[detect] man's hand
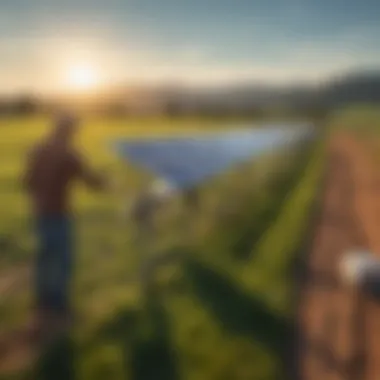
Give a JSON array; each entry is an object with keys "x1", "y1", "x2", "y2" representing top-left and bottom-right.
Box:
[
  {"x1": 72, "y1": 153, "x2": 107, "y2": 191},
  {"x1": 104, "y1": 176, "x2": 124, "y2": 194}
]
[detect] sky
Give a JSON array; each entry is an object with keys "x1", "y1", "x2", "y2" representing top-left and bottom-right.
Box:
[{"x1": 1, "y1": 0, "x2": 380, "y2": 95}]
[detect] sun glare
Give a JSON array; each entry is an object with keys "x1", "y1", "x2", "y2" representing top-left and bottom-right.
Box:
[{"x1": 66, "y1": 63, "x2": 99, "y2": 90}]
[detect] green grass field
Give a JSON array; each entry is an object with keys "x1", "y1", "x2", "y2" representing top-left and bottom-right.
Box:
[{"x1": 0, "y1": 115, "x2": 325, "y2": 380}]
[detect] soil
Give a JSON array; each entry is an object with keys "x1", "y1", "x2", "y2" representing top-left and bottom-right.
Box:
[{"x1": 298, "y1": 132, "x2": 380, "y2": 380}]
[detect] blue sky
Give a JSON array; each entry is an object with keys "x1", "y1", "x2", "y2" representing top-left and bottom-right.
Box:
[{"x1": 1, "y1": 0, "x2": 380, "y2": 94}]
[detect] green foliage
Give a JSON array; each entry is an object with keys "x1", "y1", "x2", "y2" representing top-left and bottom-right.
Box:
[
  {"x1": 243, "y1": 139, "x2": 325, "y2": 314},
  {"x1": 329, "y1": 104, "x2": 380, "y2": 134},
  {"x1": 0, "y1": 116, "x2": 325, "y2": 380}
]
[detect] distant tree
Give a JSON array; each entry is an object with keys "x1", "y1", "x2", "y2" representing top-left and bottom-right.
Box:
[
  {"x1": 12, "y1": 95, "x2": 38, "y2": 115},
  {"x1": 103, "y1": 102, "x2": 129, "y2": 117},
  {"x1": 0, "y1": 99, "x2": 8, "y2": 115},
  {"x1": 245, "y1": 106, "x2": 263, "y2": 119},
  {"x1": 165, "y1": 101, "x2": 181, "y2": 117}
]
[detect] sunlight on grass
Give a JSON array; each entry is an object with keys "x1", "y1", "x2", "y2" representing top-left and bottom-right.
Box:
[{"x1": 0, "y1": 116, "x2": 324, "y2": 380}]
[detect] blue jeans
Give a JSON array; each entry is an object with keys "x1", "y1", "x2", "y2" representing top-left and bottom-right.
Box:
[{"x1": 35, "y1": 216, "x2": 73, "y2": 314}]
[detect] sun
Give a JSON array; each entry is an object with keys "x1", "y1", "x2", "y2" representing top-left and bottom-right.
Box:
[{"x1": 66, "y1": 63, "x2": 99, "y2": 90}]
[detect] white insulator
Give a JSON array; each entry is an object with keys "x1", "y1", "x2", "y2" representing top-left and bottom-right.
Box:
[{"x1": 339, "y1": 250, "x2": 380, "y2": 287}]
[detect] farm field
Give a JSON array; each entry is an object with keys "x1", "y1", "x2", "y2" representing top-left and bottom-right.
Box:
[
  {"x1": 1, "y1": 0, "x2": 379, "y2": 378},
  {"x1": 297, "y1": 105, "x2": 380, "y2": 380},
  {"x1": 0, "y1": 115, "x2": 324, "y2": 380}
]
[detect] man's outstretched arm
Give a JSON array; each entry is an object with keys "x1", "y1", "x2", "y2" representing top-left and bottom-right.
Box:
[
  {"x1": 72, "y1": 153, "x2": 108, "y2": 191},
  {"x1": 72, "y1": 153, "x2": 120, "y2": 193}
]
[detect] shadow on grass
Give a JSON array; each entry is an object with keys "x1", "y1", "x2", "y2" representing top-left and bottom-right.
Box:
[
  {"x1": 34, "y1": 333, "x2": 76, "y2": 380},
  {"x1": 129, "y1": 296, "x2": 179, "y2": 380},
  {"x1": 183, "y1": 258, "x2": 291, "y2": 372},
  {"x1": 33, "y1": 293, "x2": 179, "y2": 380},
  {"x1": 91, "y1": 294, "x2": 180, "y2": 380},
  {"x1": 215, "y1": 147, "x2": 313, "y2": 261}
]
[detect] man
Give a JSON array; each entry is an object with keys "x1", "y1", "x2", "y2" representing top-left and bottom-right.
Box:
[{"x1": 23, "y1": 113, "x2": 108, "y2": 332}]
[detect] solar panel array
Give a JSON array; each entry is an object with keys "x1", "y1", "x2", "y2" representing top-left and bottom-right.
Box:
[{"x1": 112, "y1": 124, "x2": 315, "y2": 190}]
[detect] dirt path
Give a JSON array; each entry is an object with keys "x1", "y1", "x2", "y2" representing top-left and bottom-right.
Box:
[
  {"x1": 0, "y1": 265, "x2": 33, "y2": 375},
  {"x1": 0, "y1": 265, "x2": 30, "y2": 298},
  {"x1": 298, "y1": 133, "x2": 380, "y2": 380}
]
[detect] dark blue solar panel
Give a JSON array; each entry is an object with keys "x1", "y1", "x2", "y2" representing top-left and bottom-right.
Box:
[{"x1": 111, "y1": 125, "x2": 315, "y2": 189}]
